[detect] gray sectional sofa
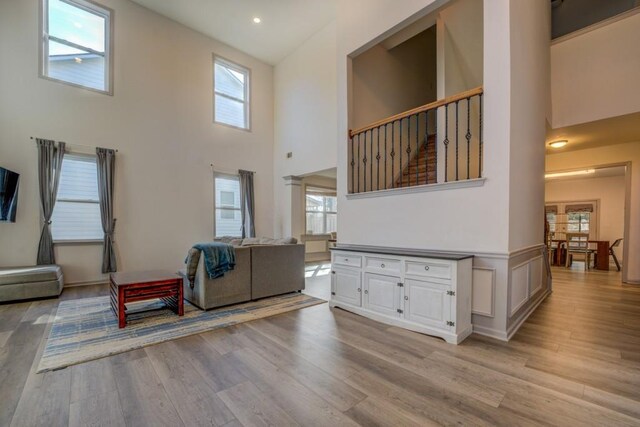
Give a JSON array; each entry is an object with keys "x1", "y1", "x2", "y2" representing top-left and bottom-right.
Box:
[
  {"x1": 179, "y1": 239, "x2": 305, "y2": 310},
  {"x1": 0, "y1": 265, "x2": 63, "y2": 303}
]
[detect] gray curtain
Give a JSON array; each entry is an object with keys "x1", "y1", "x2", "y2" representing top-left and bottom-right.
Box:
[
  {"x1": 96, "y1": 147, "x2": 117, "y2": 273},
  {"x1": 238, "y1": 169, "x2": 255, "y2": 238},
  {"x1": 36, "y1": 139, "x2": 65, "y2": 265}
]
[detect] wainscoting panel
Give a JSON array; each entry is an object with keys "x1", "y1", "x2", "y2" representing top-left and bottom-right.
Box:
[
  {"x1": 472, "y1": 267, "x2": 495, "y2": 317},
  {"x1": 510, "y1": 262, "x2": 530, "y2": 316},
  {"x1": 529, "y1": 256, "x2": 543, "y2": 297}
]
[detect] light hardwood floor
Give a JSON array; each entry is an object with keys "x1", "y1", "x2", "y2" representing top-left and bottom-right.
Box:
[{"x1": 1, "y1": 266, "x2": 639, "y2": 426}]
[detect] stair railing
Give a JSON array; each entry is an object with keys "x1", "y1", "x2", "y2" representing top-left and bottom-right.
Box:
[{"x1": 348, "y1": 86, "x2": 483, "y2": 194}]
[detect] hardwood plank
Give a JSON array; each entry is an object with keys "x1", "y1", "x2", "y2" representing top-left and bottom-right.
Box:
[
  {"x1": 228, "y1": 347, "x2": 360, "y2": 427},
  {"x1": 172, "y1": 334, "x2": 249, "y2": 393},
  {"x1": 217, "y1": 381, "x2": 299, "y2": 427},
  {"x1": 145, "y1": 340, "x2": 236, "y2": 426},
  {"x1": 236, "y1": 326, "x2": 367, "y2": 411},
  {"x1": 69, "y1": 390, "x2": 126, "y2": 427},
  {"x1": 70, "y1": 357, "x2": 119, "y2": 403},
  {"x1": 111, "y1": 353, "x2": 184, "y2": 427},
  {"x1": 344, "y1": 396, "x2": 440, "y2": 427}
]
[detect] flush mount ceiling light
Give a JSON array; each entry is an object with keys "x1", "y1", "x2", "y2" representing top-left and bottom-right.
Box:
[
  {"x1": 252, "y1": 17, "x2": 261, "y2": 24},
  {"x1": 548, "y1": 140, "x2": 568, "y2": 148},
  {"x1": 545, "y1": 169, "x2": 595, "y2": 179}
]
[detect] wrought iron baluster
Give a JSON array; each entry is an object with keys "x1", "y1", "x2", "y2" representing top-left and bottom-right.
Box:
[
  {"x1": 370, "y1": 129, "x2": 374, "y2": 191},
  {"x1": 479, "y1": 93, "x2": 483, "y2": 178},
  {"x1": 357, "y1": 133, "x2": 360, "y2": 193},
  {"x1": 399, "y1": 119, "x2": 403, "y2": 188},
  {"x1": 363, "y1": 131, "x2": 368, "y2": 192},
  {"x1": 384, "y1": 124, "x2": 388, "y2": 190},
  {"x1": 466, "y1": 97, "x2": 471, "y2": 180},
  {"x1": 390, "y1": 122, "x2": 395, "y2": 189},
  {"x1": 376, "y1": 127, "x2": 381, "y2": 191},
  {"x1": 416, "y1": 113, "x2": 419, "y2": 186},
  {"x1": 444, "y1": 106, "x2": 449, "y2": 183},
  {"x1": 434, "y1": 107, "x2": 438, "y2": 184},
  {"x1": 406, "y1": 116, "x2": 411, "y2": 187},
  {"x1": 425, "y1": 110, "x2": 429, "y2": 185},
  {"x1": 350, "y1": 134, "x2": 354, "y2": 193},
  {"x1": 455, "y1": 100, "x2": 459, "y2": 182}
]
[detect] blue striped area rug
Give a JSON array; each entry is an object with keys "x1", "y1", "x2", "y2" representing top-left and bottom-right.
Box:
[{"x1": 37, "y1": 293, "x2": 324, "y2": 373}]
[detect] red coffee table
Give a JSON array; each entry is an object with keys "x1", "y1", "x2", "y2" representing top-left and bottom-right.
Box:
[{"x1": 109, "y1": 270, "x2": 183, "y2": 328}]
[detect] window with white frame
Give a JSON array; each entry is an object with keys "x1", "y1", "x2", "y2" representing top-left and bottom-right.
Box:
[
  {"x1": 41, "y1": 0, "x2": 112, "y2": 93},
  {"x1": 214, "y1": 57, "x2": 250, "y2": 129},
  {"x1": 51, "y1": 154, "x2": 103, "y2": 241},
  {"x1": 305, "y1": 187, "x2": 337, "y2": 234},
  {"x1": 214, "y1": 173, "x2": 242, "y2": 237}
]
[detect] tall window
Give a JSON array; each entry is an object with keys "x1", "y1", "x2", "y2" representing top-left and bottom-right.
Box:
[
  {"x1": 305, "y1": 188, "x2": 337, "y2": 234},
  {"x1": 41, "y1": 0, "x2": 112, "y2": 93},
  {"x1": 567, "y1": 212, "x2": 590, "y2": 234},
  {"x1": 51, "y1": 154, "x2": 103, "y2": 241},
  {"x1": 214, "y1": 57, "x2": 250, "y2": 130},
  {"x1": 214, "y1": 173, "x2": 242, "y2": 237}
]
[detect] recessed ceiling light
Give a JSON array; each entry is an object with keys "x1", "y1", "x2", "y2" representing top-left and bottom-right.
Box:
[
  {"x1": 253, "y1": 17, "x2": 261, "y2": 24},
  {"x1": 548, "y1": 140, "x2": 568, "y2": 148},
  {"x1": 545, "y1": 169, "x2": 595, "y2": 179},
  {"x1": 74, "y1": 57, "x2": 83, "y2": 64}
]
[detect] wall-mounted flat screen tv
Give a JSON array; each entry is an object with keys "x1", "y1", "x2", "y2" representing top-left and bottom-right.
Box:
[{"x1": 0, "y1": 166, "x2": 19, "y2": 222}]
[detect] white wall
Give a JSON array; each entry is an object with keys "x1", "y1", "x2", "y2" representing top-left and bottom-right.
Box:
[
  {"x1": 273, "y1": 21, "x2": 338, "y2": 238},
  {"x1": 437, "y1": 0, "x2": 483, "y2": 98},
  {"x1": 545, "y1": 175, "x2": 626, "y2": 261},
  {"x1": 546, "y1": 141, "x2": 640, "y2": 283},
  {"x1": 0, "y1": 0, "x2": 274, "y2": 284},
  {"x1": 351, "y1": 28, "x2": 437, "y2": 130},
  {"x1": 551, "y1": 11, "x2": 640, "y2": 128},
  {"x1": 507, "y1": 0, "x2": 551, "y2": 251}
]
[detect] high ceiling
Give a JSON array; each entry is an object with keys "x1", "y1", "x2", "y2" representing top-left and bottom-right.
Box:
[
  {"x1": 130, "y1": 0, "x2": 336, "y2": 65},
  {"x1": 546, "y1": 111, "x2": 640, "y2": 154}
]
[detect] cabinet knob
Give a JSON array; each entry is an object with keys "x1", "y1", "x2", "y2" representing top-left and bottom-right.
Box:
[
  {"x1": 357, "y1": 288, "x2": 361, "y2": 292},
  {"x1": 345, "y1": 258, "x2": 349, "y2": 262},
  {"x1": 364, "y1": 290, "x2": 368, "y2": 294},
  {"x1": 331, "y1": 271, "x2": 335, "y2": 274},
  {"x1": 381, "y1": 263, "x2": 385, "y2": 268},
  {"x1": 404, "y1": 296, "x2": 408, "y2": 300},
  {"x1": 424, "y1": 265, "x2": 430, "y2": 271}
]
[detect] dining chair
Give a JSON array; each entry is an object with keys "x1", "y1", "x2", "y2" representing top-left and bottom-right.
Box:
[
  {"x1": 565, "y1": 233, "x2": 594, "y2": 271},
  {"x1": 609, "y1": 238, "x2": 623, "y2": 272}
]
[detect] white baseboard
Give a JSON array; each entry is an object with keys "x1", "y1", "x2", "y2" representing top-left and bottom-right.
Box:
[
  {"x1": 472, "y1": 324, "x2": 508, "y2": 341},
  {"x1": 64, "y1": 280, "x2": 108, "y2": 288},
  {"x1": 506, "y1": 288, "x2": 551, "y2": 340}
]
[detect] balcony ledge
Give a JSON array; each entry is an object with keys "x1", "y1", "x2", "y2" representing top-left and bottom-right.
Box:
[{"x1": 346, "y1": 178, "x2": 486, "y2": 199}]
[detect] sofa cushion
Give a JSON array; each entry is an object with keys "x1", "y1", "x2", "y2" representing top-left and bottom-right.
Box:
[
  {"x1": 0, "y1": 265, "x2": 63, "y2": 286},
  {"x1": 240, "y1": 237, "x2": 298, "y2": 246}
]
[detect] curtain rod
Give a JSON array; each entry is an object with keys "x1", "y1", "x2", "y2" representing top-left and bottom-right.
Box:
[
  {"x1": 210, "y1": 164, "x2": 255, "y2": 174},
  {"x1": 30, "y1": 136, "x2": 118, "y2": 152}
]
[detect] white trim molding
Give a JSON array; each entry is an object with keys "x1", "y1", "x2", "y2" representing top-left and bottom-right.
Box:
[{"x1": 346, "y1": 178, "x2": 486, "y2": 200}]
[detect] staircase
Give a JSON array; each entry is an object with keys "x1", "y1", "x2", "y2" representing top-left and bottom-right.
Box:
[{"x1": 396, "y1": 134, "x2": 437, "y2": 187}]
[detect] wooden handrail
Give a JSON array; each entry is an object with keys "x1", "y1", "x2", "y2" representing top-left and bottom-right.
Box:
[{"x1": 349, "y1": 86, "x2": 483, "y2": 138}]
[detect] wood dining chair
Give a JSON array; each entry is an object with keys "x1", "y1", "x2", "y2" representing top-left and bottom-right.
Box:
[{"x1": 565, "y1": 233, "x2": 594, "y2": 271}]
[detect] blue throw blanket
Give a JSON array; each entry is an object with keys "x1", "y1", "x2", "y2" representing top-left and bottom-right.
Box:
[{"x1": 186, "y1": 242, "x2": 236, "y2": 282}]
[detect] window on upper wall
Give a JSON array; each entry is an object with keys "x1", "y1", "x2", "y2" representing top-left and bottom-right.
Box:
[
  {"x1": 214, "y1": 57, "x2": 250, "y2": 130},
  {"x1": 51, "y1": 154, "x2": 103, "y2": 242},
  {"x1": 41, "y1": 0, "x2": 113, "y2": 94},
  {"x1": 305, "y1": 188, "x2": 337, "y2": 235},
  {"x1": 214, "y1": 173, "x2": 242, "y2": 237}
]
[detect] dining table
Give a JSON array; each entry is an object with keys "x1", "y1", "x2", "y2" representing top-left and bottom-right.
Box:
[{"x1": 550, "y1": 239, "x2": 610, "y2": 270}]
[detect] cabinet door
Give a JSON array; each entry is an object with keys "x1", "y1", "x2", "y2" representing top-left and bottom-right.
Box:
[
  {"x1": 332, "y1": 267, "x2": 362, "y2": 307},
  {"x1": 364, "y1": 273, "x2": 400, "y2": 317},
  {"x1": 404, "y1": 278, "x2": 451, "y2": 329}
]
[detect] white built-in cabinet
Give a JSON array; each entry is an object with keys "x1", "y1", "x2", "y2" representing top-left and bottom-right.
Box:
[{"x1": 330, "y1": 248, "x2": 473, "y2": 344}]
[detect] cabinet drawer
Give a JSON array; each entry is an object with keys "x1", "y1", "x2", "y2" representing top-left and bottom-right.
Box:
[
  {"x1": 365, "y1": 256, "x2": 401, "y2": 275},
  {"x1": 333, "y1": 253, "x2": 362, "y2": 268},
  {"x1": 405, "y1": 260, "x2": 451, "y2": 279}
]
